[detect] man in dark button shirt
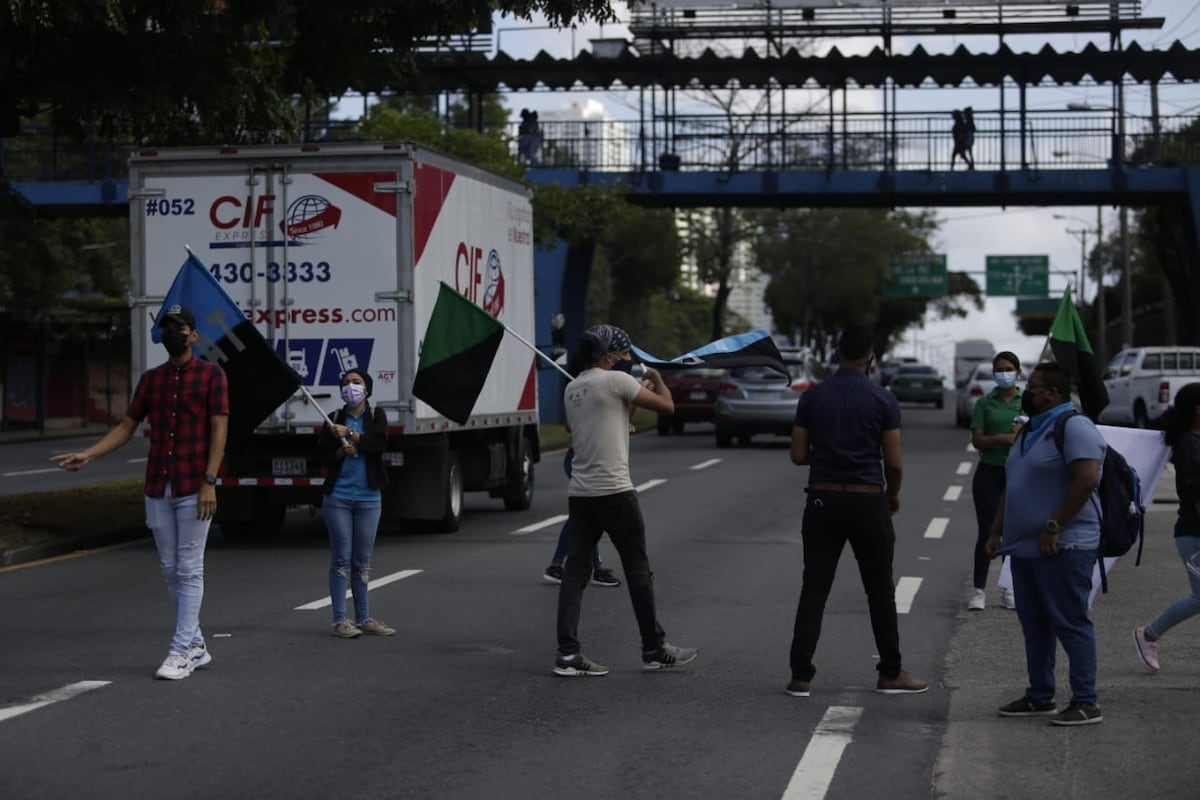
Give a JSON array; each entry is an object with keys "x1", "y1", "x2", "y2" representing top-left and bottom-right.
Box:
[
  {"x1": 785, "y1": 325, "x2": 927, "y2": 697},
  {"x1": 53, "y1": 304, "x2": 229, "y2": 682}
]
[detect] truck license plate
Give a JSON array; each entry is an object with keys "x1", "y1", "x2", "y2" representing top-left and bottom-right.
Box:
[
  {"x1": 689, "y1": 390, "x2": 707, "y2": 400},
  {"x1": 272, "y1": 457, "x2": 307, "y2": 476}
]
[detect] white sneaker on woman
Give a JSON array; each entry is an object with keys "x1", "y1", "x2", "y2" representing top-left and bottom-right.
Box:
[{"x1": 967, "y1": 589, "x2": 986, "y2": 611}]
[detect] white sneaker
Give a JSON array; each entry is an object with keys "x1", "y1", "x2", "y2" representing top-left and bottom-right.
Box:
[
  {"x1": 156, "y1": 652, "x2": 194, "y2": 680},
  {"x1": 967, "y1": 588, "x2": 986, "y2": 611},
  {"x1": 1000, "y1": 588, "x2": 1016, "y2": 610},
  {"x1": 189, "y1": 644, "x2": 212, "y2": 670}
]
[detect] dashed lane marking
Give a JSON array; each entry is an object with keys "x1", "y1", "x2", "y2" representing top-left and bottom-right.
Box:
[
  {"x1": 780, "y1": 705, "x2": 864, "y2": 800},
  {"x1": 294, "y1": 569, "x2": 423, "y2": 610},
  {"x1": 923, "y1": 518, "x2": 950, "y2": 539},
  {"x1": 635, "y1": 479, "x2": 667, "y2": 492},
  {"x1": 895, "y1": 577, "x2": 922, "y2": 614},
  {"x1": 511, "y1": 515, "x2": 569, "y2": 535},
  {"x1": 0, "y1": 681, "x2": 111, "y2": 723},
  {"x1": 956, "y1": 461, "x2": 973, "y2": 476},
  {"x1": 690, "y1": 459, "x2": 722, "y2": 471},
  {"x1": 943, "y1": 485, "x2": 963, "y2": 502},
  {"x1": 2, "y1": 468, "x2": 60, "y2": 477}
]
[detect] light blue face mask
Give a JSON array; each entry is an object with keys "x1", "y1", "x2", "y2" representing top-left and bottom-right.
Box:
[{"x1": 994, "y1": 371, "x2": 1017, "y2": 389}]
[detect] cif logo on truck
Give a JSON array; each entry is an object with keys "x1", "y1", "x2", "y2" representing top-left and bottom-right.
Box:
[
  {"x1": 208, "y1": 194, "x2": 342, "y2": 243},
  {"x1": 456, "y1": 243, "x2": 505, "y2": 317}
]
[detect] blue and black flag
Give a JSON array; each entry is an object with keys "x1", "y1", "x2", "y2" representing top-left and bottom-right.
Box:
[
  {"x1": 153, "y1": 252, "x2": 301, "y2": 436},
  {"x1": 632, "y1": 329, "x2": 789, "y2": 377}
]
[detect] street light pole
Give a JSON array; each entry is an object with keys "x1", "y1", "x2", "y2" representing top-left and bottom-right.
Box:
[{"x1": 1096, "y1": 206, "x2": 1107, "y2": 364}]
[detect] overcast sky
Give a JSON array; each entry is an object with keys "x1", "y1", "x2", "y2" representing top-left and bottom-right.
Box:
[{"x1": 476, "y1": 1, "x2": 1200, "y2": 375}]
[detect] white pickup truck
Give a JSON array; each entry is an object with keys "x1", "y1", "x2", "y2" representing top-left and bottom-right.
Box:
[{"x1": 1099, "y1": 346, "x2": 1200, "y2": 427}]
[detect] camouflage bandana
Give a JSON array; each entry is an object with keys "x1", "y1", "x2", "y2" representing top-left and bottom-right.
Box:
[{"x1": 581, "y1": 324, "x2": 632, "y2": 355}]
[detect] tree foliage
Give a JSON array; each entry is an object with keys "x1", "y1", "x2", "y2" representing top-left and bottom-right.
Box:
[
  {"x1": 1, "y1": 1, "x2": 618, "y2": 143},
  {"x1": 753, "y1": 207, "x2": 980, "y2": 355}
]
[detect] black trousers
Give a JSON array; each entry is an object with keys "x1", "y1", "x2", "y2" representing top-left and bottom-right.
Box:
[
  {"x1": 789, "y1": 491, "x2": 903, "y2": 681},
  {"x1": 557, "y1": 491, "x2": 666, "y2": 656},
  {"x1": 971, "y1": 463, "x2": 1007, "y2": 589}
]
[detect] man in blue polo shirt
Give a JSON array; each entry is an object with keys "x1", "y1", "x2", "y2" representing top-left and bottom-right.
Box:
[
  {"x1": 785, "y1": 326, "x2": 927, "y2": 697},
  {"x1": 986, "y1": 361, "x2": 1105, "y2": 726}
]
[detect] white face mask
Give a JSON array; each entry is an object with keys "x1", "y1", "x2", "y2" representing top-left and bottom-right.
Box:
[
  {"x1": 994, "y1": 370, "x2": 1017, "y2": 389},
  {"x1": 341, "y1": 383, "x2": 366, "y2": 406}
]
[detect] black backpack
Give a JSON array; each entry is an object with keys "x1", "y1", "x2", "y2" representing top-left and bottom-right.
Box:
[{"x1": 1049, "y1": 411, "x2": 1146, "y2": 591}]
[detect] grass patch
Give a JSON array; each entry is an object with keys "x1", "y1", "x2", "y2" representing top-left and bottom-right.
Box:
[{"x1": 0, "y1": 478, "x2": 146, "y2": 551}]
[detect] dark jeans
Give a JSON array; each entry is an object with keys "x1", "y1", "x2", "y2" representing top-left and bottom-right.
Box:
[
  {"x1": 972, "y1": 463, "x2": 1007, "y2": 589},
  {"x1": 789, "y1": 491, "x2": 903, "y2": 681},
  {"x1": 556, "y1": 492, "x2": 666, "y2": 656},
  {"x1": 1010, "y1": 549, "x2": 1099, "y2": 706}
]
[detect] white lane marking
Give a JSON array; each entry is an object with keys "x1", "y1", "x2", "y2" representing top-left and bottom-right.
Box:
[
  {"x1": 781, "y1": 705, "x2": 864, "y2": 800},
  {"x1": 924, "y1": 518, "x2": 950, "y2": 539},
  {"x1": 956, "y1": 461, "x2": 973, "y2": 476},
  {"x1": 918, "y1": 556, "x2": 931, "y2": 561},
  {"x1": 943, "y1": 485, "x2": 963, "y2": 502},
  {"x1": 0, "y1": 681, "x2": 111, "y2": 723},
  {"x1": 512, "y1": 515, "x2": 569, "y2": 535},
  {"x1": 2, "y1": 468, "x2": 61, "y2": 477},
  {"x1": 690, "y1": 459, "x2": 722, "y2": 471},
  {"x1": 635, "y1": 479, "x2": 667, "y2": 492},
  {"x1": 1148, "y1": 505, "x2": 1176, "y2": 513},
  {"x1": 126, "y1": 457, "x2": 147, "y2": 464},
  {"x1": 966, "y1": 443, "x2": 976, "y2": 452},
  {"x1": 294, "y1": 569, "x2": 423, "y2": 610},
  {"x1": 895, "y1": 577, "x2": 922, "y2": 614}
]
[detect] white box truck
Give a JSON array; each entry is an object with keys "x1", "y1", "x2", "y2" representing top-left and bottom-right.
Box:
[{"x1": 128, "y1": 143, "x2": 539, "y2": 533}]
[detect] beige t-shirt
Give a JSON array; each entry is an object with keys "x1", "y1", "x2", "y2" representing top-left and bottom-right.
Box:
[{"x1": 564, "y1": 367, "x2": 642, "y2": 497}]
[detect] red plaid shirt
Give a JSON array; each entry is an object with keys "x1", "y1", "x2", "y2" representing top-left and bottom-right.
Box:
[{"x1": 127, "y1": 356, "x2": 229, "y2": 498}]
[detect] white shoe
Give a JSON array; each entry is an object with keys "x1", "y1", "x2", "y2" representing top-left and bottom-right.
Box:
[
  {"x1": 156, "y1": 652, "x2": 194, "y2": 680},
  {"x1": 967, "y1": 588, "x2": 986, "y2": 611},
  {"x1": 1000, "y1": 588, "x2": 1016, "y2": 610},
  {"x1": 189, "y1": 644, "x2": 212, "y2": 670}
]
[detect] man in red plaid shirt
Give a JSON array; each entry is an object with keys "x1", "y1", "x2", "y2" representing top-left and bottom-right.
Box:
[{"x1": 54, "y1": 304, "x2": 229, "y2": 681}]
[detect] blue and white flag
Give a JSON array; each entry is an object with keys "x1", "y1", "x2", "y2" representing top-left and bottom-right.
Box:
[
  {"x1": 154, "y1": 252, "x2": 301, "y2": 436},
  {"x1": 632, "y1": 329, "x2": 789, "y2": 377}
]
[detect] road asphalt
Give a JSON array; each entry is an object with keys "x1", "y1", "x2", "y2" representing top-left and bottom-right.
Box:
[{"x1": 3, "y1": 429, "x2": 1198, "y2": 798}]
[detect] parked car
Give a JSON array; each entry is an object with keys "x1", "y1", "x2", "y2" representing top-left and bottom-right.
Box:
[
  {"x1": 657, "y1": 367, "x2": 726, "y2": 435},
  {"x1": 1099, "y1": 346, "x2": 1200, "y2": 427},
  {"x1": 889, "y1": 364, "x2": 945, "y2": 408},
  {"x1": 713, "y1": 352, "x2": 819, "y2": 448},
  {"x1": 955, "y1": 363, "x2": 995, "y2": 427},
  {"x1": 879, "y1": 357, "x2": 919, "y2": 387}
]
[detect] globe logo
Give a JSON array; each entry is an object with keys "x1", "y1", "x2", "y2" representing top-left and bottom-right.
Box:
[
  {"x1": 282, "y1": 194, "x2": 343, "y2": 241},
  {"x1": 482, "y1": 249, "x2": 505, "y2": 317}
]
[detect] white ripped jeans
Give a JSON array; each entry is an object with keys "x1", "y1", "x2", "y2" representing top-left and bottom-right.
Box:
[{"x1": 145, "y1": 483, "x2": 212, "y2": 656}]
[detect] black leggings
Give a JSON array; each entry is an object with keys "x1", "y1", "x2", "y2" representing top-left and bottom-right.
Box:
[{"x1": 972, "y1": 462, "x2": 1007, "y2": 589}]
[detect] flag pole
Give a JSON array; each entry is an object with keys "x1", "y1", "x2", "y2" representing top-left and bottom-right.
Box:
[{"x1": 500, "y1": 325, "x2": 575, "y2": 381}]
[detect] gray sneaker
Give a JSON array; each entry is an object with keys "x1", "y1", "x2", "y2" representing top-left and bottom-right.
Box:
[
  {"x1": 359, "y1": 619, "x2": 396, "y2": 636},
  {"x1": 1048, "y1": 702, "x2": 1102, "y2": 726},
  {"x1": 155, "y1": 652, "x2": 194, "y2": 681},
  {"x1": 332, "y1": 620, "x2": 362, "y2": 638},
  {"x1": 642, "y1": 643, "x2": 699, "y2": 670},
  {"x1": 553, "y1": 653, "x2": 609, "y2": 677},
  {"x1": 188, "y1": 644, "x2": 212, "y2": 670}
]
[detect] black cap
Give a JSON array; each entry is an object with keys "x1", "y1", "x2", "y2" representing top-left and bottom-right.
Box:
[{"x1": 162, "y1": 304, "x2": 196, "y2": 329}]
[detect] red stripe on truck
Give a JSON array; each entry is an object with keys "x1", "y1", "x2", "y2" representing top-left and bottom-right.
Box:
[
  {"x1": 314, "y1": 172, "x2": 398, "y2": 218},
  {"x1": 413, "y1": 163, "x2": 455, "y2": 267}
]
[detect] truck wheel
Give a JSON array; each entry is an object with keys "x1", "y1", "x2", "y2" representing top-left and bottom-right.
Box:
[
  {"x1": 737, "y1": 433, "x2": 753, "y2": 447},
  {"x1": 437, "y1": 453, "x2": 464, "y2": 533},
  {"x1": 503, "y1": 437, "x2": 535, "y2": 511},
  {"x1": 716, "y1": 428, "x2": 733, "y2": 448},
  {"x1": 1134, "y1": 402, "x2": 1150, "y2": 429},
  {"x1": 671, "y1": 419, "x2": 685, "y2": 435},
  {"x1": 657, "y1": 415, "x2": 671, "y2": 435}
]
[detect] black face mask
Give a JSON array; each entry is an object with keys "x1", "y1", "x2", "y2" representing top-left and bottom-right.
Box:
[
  {"x1": 612, "y1": 357, "x2": 634, "y2": 374},
  {"x1": 162, "y1": 330, "x2": 191, "y2": 357},
  {"x1": 1020, "y1": 391, "x2": 1039, "y2": 416}
]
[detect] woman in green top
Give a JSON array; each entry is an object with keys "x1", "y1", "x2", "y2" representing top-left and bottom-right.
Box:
[{"x1": 968, "y1": 351, "x2": 1024, "y2": 611}]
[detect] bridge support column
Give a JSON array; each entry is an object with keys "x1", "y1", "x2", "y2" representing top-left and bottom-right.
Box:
[
  {"x1": 1185, "y1": 168, "x2": 1200, "y2": 346},
  {"x1": 533, "y1": 239, "x2": 594, "y2": 424}
]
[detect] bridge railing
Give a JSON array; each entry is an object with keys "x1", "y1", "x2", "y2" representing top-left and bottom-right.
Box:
[{"x1": 2, "y1": 110, "x2": 1195, "y2": 184}]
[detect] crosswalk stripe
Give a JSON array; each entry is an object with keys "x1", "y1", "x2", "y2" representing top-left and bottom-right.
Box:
[
  {"x1": 781, "y1": 705, "x2": 864, "y2": 800},
  {"x1": 895, "y1": 577, "x2": 923, "y2": 614}
]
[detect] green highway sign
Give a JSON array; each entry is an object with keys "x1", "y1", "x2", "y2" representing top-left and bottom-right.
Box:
[
  {"x1": 986, "y1": 255, "x2": 1050, "y2": 297},
  {"x1": 884, "y1": 254, "x2": 947, "y2": 297},
  {"x1": 1015, "y1": 297, "x2": 1060, "y2": 318}
]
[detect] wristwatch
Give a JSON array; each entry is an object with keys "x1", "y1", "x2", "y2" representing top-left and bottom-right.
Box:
[
  {"x1": 204, "y1": 474, "x2": 219, "y2": 486},
  {"x1": 1044, "y1": 519, "x2": 1062, "y2": 534}
]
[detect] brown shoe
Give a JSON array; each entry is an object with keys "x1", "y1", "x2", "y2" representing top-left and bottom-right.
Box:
[
  {"x1": 358, "y1": 619, "x2": 396, "y2": 637},
  {"x1": 332, "y1": 620, "x2": 362, "y2": 638},
  {"x1": 876, "y1": 670, "x2": 928, "y2": 694},
  {"x1": 786, "y1": 679, "x2": 811, "y2": 697}
]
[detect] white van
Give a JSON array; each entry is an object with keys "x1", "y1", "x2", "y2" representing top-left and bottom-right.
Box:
[{"x1": 954, "y1": 339, "x2": 995, "y2": 388}]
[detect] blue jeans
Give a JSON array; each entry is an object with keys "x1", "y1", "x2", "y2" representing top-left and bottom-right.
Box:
[
  {"x1": 145, "y1": 486, "x2": 212, "y2": 656},
  {"x1": 1010, "y1": 548, "x2": 1099, "y2": 706},
  {"x1": 323, "y1": 495, "x2": 382, "y2": 625},
  {"x1": 1146, "y1": 535, "x2": 1200, "y2": 640}
]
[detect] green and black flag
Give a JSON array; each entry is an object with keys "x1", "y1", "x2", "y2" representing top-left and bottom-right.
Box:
[
  {"x1": 412, "y1": 282, "x2": 506, "y2": 424},
  {"x1": 1043, "y1": 285, "x2": 1109, "y2": 421}
]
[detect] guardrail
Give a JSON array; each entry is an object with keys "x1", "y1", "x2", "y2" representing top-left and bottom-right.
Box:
[{"x1": 1, "y1": 110, "x2": 1194, "y2": 183}]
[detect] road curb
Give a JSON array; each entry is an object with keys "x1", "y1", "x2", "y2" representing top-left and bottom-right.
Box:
[{"x1": 0, "y1": 526, "x2": 150, "y2": 568}]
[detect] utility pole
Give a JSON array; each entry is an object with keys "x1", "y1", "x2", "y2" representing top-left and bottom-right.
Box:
[{"x1": 1095, "y1": 206, "x2": 1107, "y2": 364}]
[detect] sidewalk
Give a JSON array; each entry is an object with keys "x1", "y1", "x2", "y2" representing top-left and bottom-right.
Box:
[{"x1": 935, "y1": 469, "x2": 1199, "y2": 800}]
